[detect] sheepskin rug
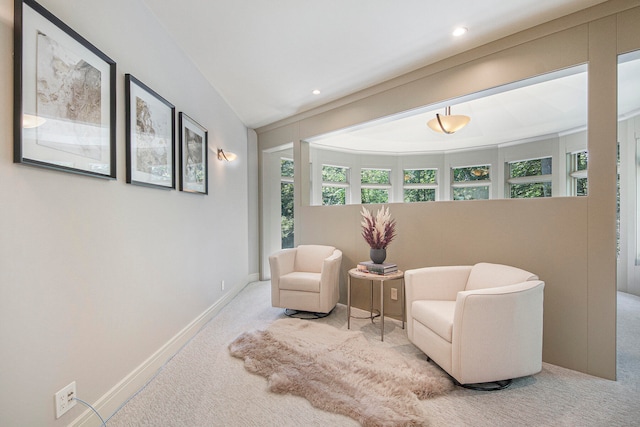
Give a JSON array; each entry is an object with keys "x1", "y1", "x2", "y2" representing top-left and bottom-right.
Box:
[{"x1": 228, "y1": 318, "x2": 453, "y2": 426}]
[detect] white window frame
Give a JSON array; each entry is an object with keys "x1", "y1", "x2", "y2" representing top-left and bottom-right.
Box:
[
  {"x1": 280, "y1": 158, "x2": 295, "y2": 249},
  {"x1": 280, "y1": 157, "x2": 294, "y2": 184},
  {"x1": 360, "y1": 167, "x2": 392, "y2": 204},
  {"x1": 451, "y1": 164, "x2": 492, "y2": 200},
  {"x1": 261, "y1": 144, "x2": 293, "y2": 278},
  {"x1": 402, "y1": 168, "x2": 439, "y2": 202},
  {"x1": 321, "y1": 164, "x2": 350, "y2": 206},
  {"x1": 506, "y1": 156, "x2": 553, "y2": 198},
  {"x1": 567, "y1": 150, "x2": 588, "y2": 196}
]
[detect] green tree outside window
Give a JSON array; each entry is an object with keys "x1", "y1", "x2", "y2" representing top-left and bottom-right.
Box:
[
  {"x1": 453, "y1": 165, "x2": 490, "y2": 182},
  {"x1": 508, "y1": 158, "x2": 552, "y2": 198},
  {"x1": 404, "y1": 169, "x2": 437, "y2": 184},
  {"x1": 322, "y1": 165, "x2": 348, "y2": 183},
  {"x1": 361, "y1": 188, "x2": 389, "y2": 204},
  {"x1": 575, "y1": 151, "x2": 588, "y2": 196},
  {"x1": 453, "y1": 186, "x2": 490, "y2": 200},
  {"x1": 280, "y1": 159, "x2": 294, "y2": 248},
  {"x1": 404, "y1": 188, "x2": 435, "y2": 202},
  {"x1": 404, "y1": 169, "x2": 437, "y2": 202},
  {"x1": 361, "y1": 169, "x2": 390, "y2": 184},
  {"x1": 322, "y1": 165, "x2": 349, "y2": 205},
  {"x1": 452, "y1": 165, "x2": 490, "y2": 200},
  {"x1": 323, "y1": 187, "x2": 346, "y2": 205},
  {"x1": 361, "y1": 168, "x2": 390, "y2": 204}
]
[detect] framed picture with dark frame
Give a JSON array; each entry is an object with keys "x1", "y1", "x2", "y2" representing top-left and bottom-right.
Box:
[
  {"x1": 13, "y1": 0, "x2": 116, "y2": 178},
  {"x1": 125, "y1": 74, "x2": 176, "y2": 189},
  {"x1": 179, "y1": 113, "x2": 208, "y2": 194}
]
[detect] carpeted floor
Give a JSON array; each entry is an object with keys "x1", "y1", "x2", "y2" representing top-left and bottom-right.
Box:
[{"x1": 107, "y1": 282, "x2": 640, "y2": 426}]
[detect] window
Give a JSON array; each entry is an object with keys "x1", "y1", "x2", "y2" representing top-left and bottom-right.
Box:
[
  {"x1": 404, "y1": 169, "x2": 437, "y2": 202},
  {"x1": 361, "y1": 168, "x2": 391, "y2": 204},
  {"x1": 507, "y1": 157, "x2": 552, "y2": 198},
  {"x1": 280, "y1": 159, "x2": 294, "y2": 248},
  {"x1": 568, "y1": 151, "x2": 588, "y2": 196},
  {"x1": 452, "y1": 165, "x2": 491, "y2": 200},
  {"x1": 322, "y1": 165, "x2": 349, "y2": 205}
]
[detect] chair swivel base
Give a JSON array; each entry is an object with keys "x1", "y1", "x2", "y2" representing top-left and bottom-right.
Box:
[
  {"x1": 425, "y1": 356, "x2": 513, "y2": 391},
  {"x1": 454, "y1": 378, "x2": 512, "y2": 391},
  {"x1": 283, "y1": 308, "x2": 333, "y2": 319}
]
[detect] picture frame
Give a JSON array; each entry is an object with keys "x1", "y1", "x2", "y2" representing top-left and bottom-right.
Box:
[
  {"x1": 179, "y1": 113, "x2": 208, "y2": 195},
  {"x1": 13, "y1": 0, "x2": 116, "y2": 178},
  {"x1": 125, "y1": 74, "x2": 176, "y2": 189}
]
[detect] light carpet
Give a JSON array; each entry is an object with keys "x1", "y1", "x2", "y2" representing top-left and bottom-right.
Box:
[
  {"x1": 107, "y1": 282, "x2": 640, "y2": 426},
  {"x1": 229, "y1": 318, "x2": 453, "y2": 427}
]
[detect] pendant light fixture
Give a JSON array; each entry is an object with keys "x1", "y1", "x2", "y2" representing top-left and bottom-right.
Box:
[{"x1": 427, "y1": 106, "x2": 470, "y2": 134}]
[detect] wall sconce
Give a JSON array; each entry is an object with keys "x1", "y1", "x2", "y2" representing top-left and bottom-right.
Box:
[
  {"x1": 427, "y1": 106, "x2": 470, "y2": 134},
  {"x1": 217, "y1": 148, "x2": 237, "y2": 162}
]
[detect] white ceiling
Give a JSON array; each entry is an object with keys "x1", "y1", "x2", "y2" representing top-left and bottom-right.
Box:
[
  {"x1": 140, "y1": 0, "x2": 608, "y2": 129},
  {"x1": 308, "y1": 67, "x2": 590, "y2": 154},
  {"x1": 308, "y1": 52, "x2": 640, "y2": 154}
]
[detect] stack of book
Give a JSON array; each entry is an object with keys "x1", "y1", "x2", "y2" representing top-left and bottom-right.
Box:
[{"x1": 357, "y1": 261, "x2": 398, "y2": 275}]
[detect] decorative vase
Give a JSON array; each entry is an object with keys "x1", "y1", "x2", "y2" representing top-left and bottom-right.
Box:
[{"x1": 370, "y1": 248, "x2": 387, "y2": 264}]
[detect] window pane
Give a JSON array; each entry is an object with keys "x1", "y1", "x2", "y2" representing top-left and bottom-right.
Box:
[
  {"x1": 577, "y1": 178, "x2": 588, "y2": 196},
  {"x1": 453, "y1": 166, "x2": 490, "y2": 182},
  {"x1": 281, "y1": 159, "x2": 294, "y2": 178},
  {"x1": 361, "y1": 168, "x2": 390, "y2": 184},
  {"x1": 509, "y1": 157, "x2": 552, "y2": 178},
  {"x1": 453, "y1": 186, "x2": 490, "y2": 200},
  {"x1": 404, "y1": 188, "x2": 435, "y2": 202},
  {"x1": 322, "y1": 186, "x2": 346, "y2": 205},
  {"x1": 361, "y1": 188, "x2": 389, "y2": 204},
  {"x1": 510, "y1": 182, "x2": 552, "y2": 198},
  {"x1": 322, "y1": 165, "x2": 348, "y2": 183},
  {"x1": 404, "y1": 169, "x2": 436, "y2": 184},
  {"x1": 569, "y1": 152, "x2": 587, "y2": 196},
  {"x1": 281, "y1": 182, "x2": 294, "y2": 248},
  {"x1": 576, "y1": 151, "x2": 588, "y2": 171}
]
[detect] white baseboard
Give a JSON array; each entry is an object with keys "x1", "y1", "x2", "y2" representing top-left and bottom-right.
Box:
[{"x1": 71, "y1": 278, "x2": 251, "y2": 427}]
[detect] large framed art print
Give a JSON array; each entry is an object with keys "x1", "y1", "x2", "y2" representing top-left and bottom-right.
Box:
[
  {"x1": 13, "y1": 0, "x2": 116, "y2": 178},
  {"x1": 179, "y1": 113, "x2": 208, "y2": 194},
  {"x1": 125, "y1": 74, "x2": 176, "y2": 189}
]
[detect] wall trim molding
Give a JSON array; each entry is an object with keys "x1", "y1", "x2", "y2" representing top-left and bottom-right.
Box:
[{"x1": 72, "y1": 277, "x2": 253, "y2": 426}]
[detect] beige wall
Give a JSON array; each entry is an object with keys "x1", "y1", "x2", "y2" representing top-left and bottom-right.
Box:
[{"x1": 258, "y1": 0, "x2": 640, "y2": 380}]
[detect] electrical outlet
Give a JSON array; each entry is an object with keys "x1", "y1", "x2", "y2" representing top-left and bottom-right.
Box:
[
  {"x1": 221, "y1": 280, "x2": 225, "y2": 291},
  {"x1": 390, "y1": 287, "x2": 398, "y2": 301},
  {"x1": 55, "y1": 381, "x2": 76, "y2": 419}
]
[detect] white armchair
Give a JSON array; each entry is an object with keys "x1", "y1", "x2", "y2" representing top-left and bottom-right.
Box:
[
  {"x1": 269, "y1": 245, "x2": 342, "y2": 315},
  {"x1": 405, "y1": 262, "x2": 544, "y2": 387}
]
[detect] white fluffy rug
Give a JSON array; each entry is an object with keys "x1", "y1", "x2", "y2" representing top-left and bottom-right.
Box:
[{"x1": 229, "y1": 318, "x2": 453, "y2": 427}]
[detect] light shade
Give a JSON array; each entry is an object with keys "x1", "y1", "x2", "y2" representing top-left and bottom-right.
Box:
[
  {"x1": 427, "y1": 106, "x2": 470, "y2": 134},
  {"x1": 217, "y1": 148, "x2": 237, "y2": 162}
]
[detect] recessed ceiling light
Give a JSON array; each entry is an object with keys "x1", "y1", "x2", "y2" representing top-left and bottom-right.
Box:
[
  {"x1": 312, "y1": 89, "x2": 321, "y2": 95},
  {"x1": 453, "y1": 27, "x2": 468, "y2": 37}
]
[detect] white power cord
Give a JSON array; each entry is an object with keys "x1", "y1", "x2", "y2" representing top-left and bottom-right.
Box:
[{"x1": 73, "y1": 397, "x2": 107, "y2": 426}]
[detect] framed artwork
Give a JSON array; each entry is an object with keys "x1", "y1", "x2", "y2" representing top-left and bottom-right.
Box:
[
  {"x1": 179, "y1": 113, "x2": 208, "y2": 194},
  {"x1": 13, "y1": 0, "x2": 116, "y2": 178},
  {"x1": 125, "y1": 74, "x2": 176, "y2": 189}
]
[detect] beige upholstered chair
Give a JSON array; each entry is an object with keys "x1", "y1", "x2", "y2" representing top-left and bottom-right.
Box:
[
  {"x1": 269, "y1": 245, "x2": 342, "y2": 316},
  {"x1": 405, "y1": 262, "x2": 544, "y2": 388}
]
